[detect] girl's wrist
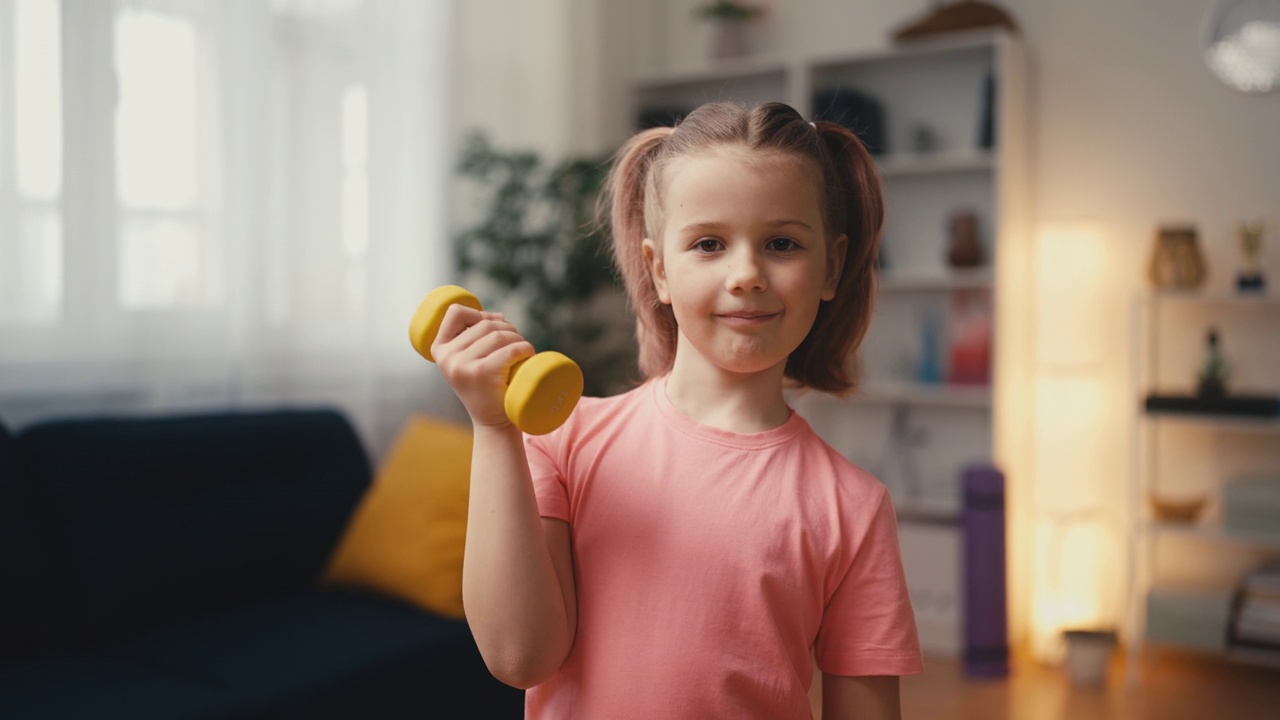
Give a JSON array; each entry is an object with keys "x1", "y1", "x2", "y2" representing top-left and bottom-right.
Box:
[{"x1": 471, "y1": 416, "x2": 522, "y2": 439}]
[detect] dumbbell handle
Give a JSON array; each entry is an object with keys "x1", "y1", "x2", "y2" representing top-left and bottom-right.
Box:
[
  {"x1": 409, "y1": 285, "x2": 582, "y2": 435},
  {"x1": 410, "y1": 286, "x2": 533, "y2": 385}
]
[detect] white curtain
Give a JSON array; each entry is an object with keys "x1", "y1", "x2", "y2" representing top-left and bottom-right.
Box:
[{"x1": 0, "y1": 0, "x2": 455, "y2": 457}]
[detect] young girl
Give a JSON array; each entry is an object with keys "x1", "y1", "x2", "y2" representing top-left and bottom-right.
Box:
[{"x1": 431, "y1": 101, "x2": 922, "y2": 719}]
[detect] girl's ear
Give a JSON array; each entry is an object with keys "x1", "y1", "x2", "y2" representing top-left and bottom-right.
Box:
[
  {"x1": 643, "y1": 238, "x2": 671, "y2": 304},
  {"x1": 822, "y1": 234, "x2": 848, "y2": 301}
]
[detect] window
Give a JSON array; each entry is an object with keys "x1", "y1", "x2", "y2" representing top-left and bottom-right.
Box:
[
  {"x1": 0, "y1": 0, "x2": 452, "y2": 443},
  {"x1": 0, "y1": 0, "x2": 63, "y2": 325},
  {"x1": 114, "y1": 6, "x2": 215, "y2": 310}
]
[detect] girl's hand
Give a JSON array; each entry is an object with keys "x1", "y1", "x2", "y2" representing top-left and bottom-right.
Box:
[{"x1": 431, "y1": 304, "x2": 535, "y2": 430}]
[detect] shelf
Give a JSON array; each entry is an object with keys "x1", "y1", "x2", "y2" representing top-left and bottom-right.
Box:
[
  {"x1": 1141, "y1": 290, "x2": 1280, "y2": 306},
  {"x1": 1144, "y1": 411, "x2": 1280, "y2": 433},
  {"x1": 896, "y1": 497, "x2": 961, "y2": 526},
  {"x1": 1130, "y1": 278, "x2": 1280, "y2": 683},
  {"x1": 878, "y1": 268, "x2": 993, "y2": 292},
  {"x1": 1147, "y1": 520, "x2": 1280, "y2": 550},
  {"x1": 877, "y1": 151, "x2": 994, "y2": 177},
  {"x1": 858, "y1": 381, "x2": 992, "y2": 409},
  {"x1": 633, "y1": 54, "x2": 790, "y2": 90},
  {"x1": 808, "y1": 28, "x2": 1006, "y2": 69}
]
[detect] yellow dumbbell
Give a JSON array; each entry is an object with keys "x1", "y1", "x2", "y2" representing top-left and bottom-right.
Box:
[{"x1": 409, "y1": 285, "x2": 583, "y2": 436}]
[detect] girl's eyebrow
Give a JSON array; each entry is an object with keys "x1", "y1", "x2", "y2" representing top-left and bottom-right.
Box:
[{"x1": 679, "y1": 219, "x2": 815, "y2": 234}]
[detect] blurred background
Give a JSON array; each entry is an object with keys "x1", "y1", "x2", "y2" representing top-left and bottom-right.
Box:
[{"x1": 2, "y1": 0, "x2": 1279, "y2": 685}]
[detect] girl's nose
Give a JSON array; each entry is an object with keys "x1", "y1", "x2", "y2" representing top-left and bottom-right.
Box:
[{"x1": 726, "y1": 248, "x2": 767, "y2": 293}]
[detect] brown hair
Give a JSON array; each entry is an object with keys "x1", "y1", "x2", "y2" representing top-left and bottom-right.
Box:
[{"x1": 603, "y1": 101, "x2": 883, "y2": 396}]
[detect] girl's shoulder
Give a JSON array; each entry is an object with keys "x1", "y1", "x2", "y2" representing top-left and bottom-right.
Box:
[
  {"x1": 793, "y1": 421, "x2": 890, "y2": 497},
  {"x1": 570, "y1": 380, "x2": 652, "y2": 421},
  {"x1": 540, "y1": 379, "x2": 656, "y2": 445}
]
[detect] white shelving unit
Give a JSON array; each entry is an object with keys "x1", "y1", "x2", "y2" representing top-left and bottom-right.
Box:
[
  {"x1": 1127, "y1": 291, "x2": 1280, "y2": 680},
  {"x1": 632, "y1": 29, "x2": 1032, "y2": 657}
]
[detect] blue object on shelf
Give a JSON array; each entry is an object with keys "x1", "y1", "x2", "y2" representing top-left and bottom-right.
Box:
[{"x1": 917, "y1": 307, "x2": 943, "y2": 385}]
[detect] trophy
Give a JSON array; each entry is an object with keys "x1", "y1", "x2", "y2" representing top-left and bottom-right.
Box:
[{"x1": 1236, "y1": 221, "x2": 1266, "y2": 293}]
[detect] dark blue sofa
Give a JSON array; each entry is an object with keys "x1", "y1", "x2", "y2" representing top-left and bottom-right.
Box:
[{"x1": 0, "y1": 408, "x2": 522, "y2": 719}]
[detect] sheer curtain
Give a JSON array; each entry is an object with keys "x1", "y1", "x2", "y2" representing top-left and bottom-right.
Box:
[{"x1": 0, "y1": 0, "x2": 454, "y2": 456}]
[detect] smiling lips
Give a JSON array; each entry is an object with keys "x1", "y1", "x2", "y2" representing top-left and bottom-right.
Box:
[{"x1": 715, "y1": 310, "x2": 779, "y2": 327}]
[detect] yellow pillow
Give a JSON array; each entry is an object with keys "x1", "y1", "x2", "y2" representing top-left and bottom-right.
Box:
[{"x1": 323, "y1": 416, "x2": 472, "y2": 619}]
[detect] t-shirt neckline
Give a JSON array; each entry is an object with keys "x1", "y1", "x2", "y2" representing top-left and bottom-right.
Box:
[{"x1": 650, "y1": 376, "x2": 805, "y2": 450}]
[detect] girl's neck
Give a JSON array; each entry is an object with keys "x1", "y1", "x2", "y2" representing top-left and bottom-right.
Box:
[{"x1": 663, "y1": 352, "x2": 791, "y2": 434}]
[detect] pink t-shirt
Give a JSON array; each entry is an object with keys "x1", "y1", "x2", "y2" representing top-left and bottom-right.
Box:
[{"x1": 524, "y1": 378, "x2": 922, "y2": 719}]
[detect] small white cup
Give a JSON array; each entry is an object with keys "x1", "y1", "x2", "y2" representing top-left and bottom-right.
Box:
[{"x1": 1063, "y1": 629, "x2": 1118, "y2": 688}]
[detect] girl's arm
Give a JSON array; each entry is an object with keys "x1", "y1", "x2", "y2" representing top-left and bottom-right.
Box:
[
  {"x1": 431, "y1": 305, "x2": 578, "y2": 688},
  {"x1": 463, "y1": 424, "x2": 577, "y2": 688},
  {"x1": 822, "y1": 674, "x2": 901, "y2": 720}
]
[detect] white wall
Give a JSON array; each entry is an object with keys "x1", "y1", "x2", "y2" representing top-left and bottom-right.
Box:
[{"x1": 451, "y1": 0, "x2": 578, "y2": 154}]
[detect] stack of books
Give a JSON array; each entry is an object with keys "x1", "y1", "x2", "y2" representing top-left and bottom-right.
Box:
[{"x1": 1231, "y1": 564, "x2": 1280, "y2": 655}]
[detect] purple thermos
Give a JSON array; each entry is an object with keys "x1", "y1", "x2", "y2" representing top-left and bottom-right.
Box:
[{"x1": 963, "y1": 463, "x2": 1009, "y2": 677}]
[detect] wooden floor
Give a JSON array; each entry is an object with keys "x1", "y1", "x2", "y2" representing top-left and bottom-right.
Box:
[{"x1": 900, "y1": 648, "x2": 1280, "y2": 719}]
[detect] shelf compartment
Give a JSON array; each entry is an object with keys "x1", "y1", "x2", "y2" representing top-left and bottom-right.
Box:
[
  {"x1": 633, "y1": 55, "x2": 789, "y2": 91},
  {"x1": 878, "y1": 268, "x2": 993, "y2": 292},
  {"x1": 808, "y1": 29, "x2": 1009, "y2": 69},
  {"x1": 1147, "y1": 520, "x2": 1280, "y2": 550},
  {"x1": 1145, "y1": 583, "x2": 1234, "y2": 655},
  {"x1": 896, "y1": 496, "x2": 961, "y2": 525},
  {"x1": 877, "y1": 150, "x2": 994, "y2": 177},
  {"x1": 857, "y1": 381, "x2": 992, "y2": 408}
]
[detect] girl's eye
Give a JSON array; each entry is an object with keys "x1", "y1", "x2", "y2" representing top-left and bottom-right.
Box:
[
  {"x1": 695, "y1": 238, "x2": 722, "y2": 252},
  {"x1": 767, "y1": 237, "x2": 798, "y2": 252}
]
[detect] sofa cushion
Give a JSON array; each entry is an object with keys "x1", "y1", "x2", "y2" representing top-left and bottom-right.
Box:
[
  {"x1": 13, "y1": 409, "x2": 371, "y2": 645},
  {"x1": 0, "y1": 589, "x2": 520, "y2": 720},
  {"x1": 0, "y1": 422, "x2": 87, "y2": 668},
  {"x1": 122, "y1": 588, "x2": 506, "y2": 717},
  {"x1": 324, "y1": 416, "x2": 472, "y2": 619},
  {"x1": 0, "y1": 654, "x2": 233, "y2": 720}
]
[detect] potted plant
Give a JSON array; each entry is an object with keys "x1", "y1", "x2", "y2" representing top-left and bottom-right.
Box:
[{"x1": 453, "y1": 132, "x2": 637, "y2": 397}]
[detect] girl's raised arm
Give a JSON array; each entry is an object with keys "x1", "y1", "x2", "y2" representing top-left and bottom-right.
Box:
[
  {"x1": 463, "y1": 424, "x2": 577, "y2": 688},
  {"x1": 431, "y1": 305, "x2": 578, "y2": 688}
]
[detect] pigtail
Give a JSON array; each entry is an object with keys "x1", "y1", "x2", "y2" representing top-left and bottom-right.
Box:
[
  {"x1": 601, "y1": 126, "x2": 676, "y2": 379},
  {"x1": 785, "y1": 120, "x2": 885, "y2": 396}
]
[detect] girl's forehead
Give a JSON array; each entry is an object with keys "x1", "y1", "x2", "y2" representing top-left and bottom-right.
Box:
[
  {"x1": 657, "y1": 148, "x2": 825, "y2": 215},
  {"x1": 651, "y1": 148, "x2": 831, "y2": 246},
  {"x1": 666, "y1": 145, "x2": 811, "y2": 177}
]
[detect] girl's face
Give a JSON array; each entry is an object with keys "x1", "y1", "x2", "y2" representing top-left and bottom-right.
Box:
[{"x1": 643, "y1": 148, "x2": 847, "y2": 379}]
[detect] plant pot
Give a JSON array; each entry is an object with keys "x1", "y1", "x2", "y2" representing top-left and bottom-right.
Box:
[{"x1": 712, "y1": 20, "x2": 750, "y2": 59}]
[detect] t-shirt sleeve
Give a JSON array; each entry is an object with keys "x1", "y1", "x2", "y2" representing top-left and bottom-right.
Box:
[
  {"x1": 524, "y1": 431, "x2": 571, "y2": 522},
  {"x1": 815, "y1": 487, "x2": 924, "y2": 677}
]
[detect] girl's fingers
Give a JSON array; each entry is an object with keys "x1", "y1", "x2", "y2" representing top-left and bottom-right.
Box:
[
  {"x1": 445, "y1": 330, "x2": 533, "y2": 374},
  {"x1": 432, "y1": 305, "x2": 516, "y2": 360}
]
